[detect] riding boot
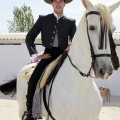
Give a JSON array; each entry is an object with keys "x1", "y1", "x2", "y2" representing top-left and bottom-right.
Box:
[
  {"x1": 38, "y1": 116, "x2": 43, "y2": 119},
  {"x1": 34, "y1": 115, "x2": 43, "y2": 120},
  {"x1": 22, "y1": 109, "x2": 34, "y2": 120}
]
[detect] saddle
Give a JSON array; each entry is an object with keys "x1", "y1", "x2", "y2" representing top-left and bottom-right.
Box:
[{"x1": 22, "y1": 55, "x2": 62, "y2": 89}]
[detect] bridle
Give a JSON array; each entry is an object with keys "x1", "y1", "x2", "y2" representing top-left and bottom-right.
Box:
[
  {"x1": 86, "y1": 11, "x2": 111, "y2": 60},
  {"x1": 68, "y1": 11, "x2": 113, "y2": 78}
]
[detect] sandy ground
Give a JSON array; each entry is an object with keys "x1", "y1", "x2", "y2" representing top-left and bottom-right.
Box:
[{"x1": 0, "y1": 92, "x2": 120, "y2": 120}]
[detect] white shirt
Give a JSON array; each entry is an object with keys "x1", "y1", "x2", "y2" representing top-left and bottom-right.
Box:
[{"x1": 53, "y1": 12, "x2": 64, "y2": 20}]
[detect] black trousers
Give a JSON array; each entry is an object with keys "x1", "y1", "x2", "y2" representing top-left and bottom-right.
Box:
[{"x1": 26, "y1": 47, "x2": 64, "y2": 111}]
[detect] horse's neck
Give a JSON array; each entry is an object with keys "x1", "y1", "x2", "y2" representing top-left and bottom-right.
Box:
[
  {"x1": 51, "y1": 14, "x2": 94, "y2": 95},
  {"x1": 55, "y1": 15, "x2": 95, "y2": 89},
  {"x1": 69, "y1": 14, "x2": 92, "y2": 73}
]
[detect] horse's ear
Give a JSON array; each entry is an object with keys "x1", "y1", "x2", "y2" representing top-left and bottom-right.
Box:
[
  {"x1": 109, "y1": 1, "x2": 120, "y2": 13},
  {"x1": 81, "y1": 0, "x2": 94, "y2": 10}
]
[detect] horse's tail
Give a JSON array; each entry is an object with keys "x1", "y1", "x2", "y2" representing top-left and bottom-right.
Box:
[{"x1": 0, "y1": 78, "x2": 17, "y2": 96}]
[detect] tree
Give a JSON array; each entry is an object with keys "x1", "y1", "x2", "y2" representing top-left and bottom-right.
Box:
[{"x1": 7, "y1": 4, "x2": 34, "y2": 33}]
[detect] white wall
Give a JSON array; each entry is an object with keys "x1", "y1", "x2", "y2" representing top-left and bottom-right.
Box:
[
  {"x1": 0, "y1": 43, "x2": 44, "y2": 84},
  {"x1": 0, "y1": 44, "x2": 120, "y2": 96}
]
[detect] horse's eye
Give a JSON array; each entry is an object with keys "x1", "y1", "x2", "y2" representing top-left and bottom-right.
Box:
[{"x1": 89, "y1": 26, "x2": 95, "y2": 30}]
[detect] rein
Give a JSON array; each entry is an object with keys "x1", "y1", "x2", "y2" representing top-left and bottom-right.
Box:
[
  {"x1": 43, "y1": 51, "x2": 68, "y2": 120},
  {"x1": 67, "y1": 54, "x2": 92, "y2": 77}
]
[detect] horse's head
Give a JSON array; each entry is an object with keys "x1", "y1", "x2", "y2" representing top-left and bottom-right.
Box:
[{"x1": 82, "y1": 0, "x2": 120, "y2": 79}]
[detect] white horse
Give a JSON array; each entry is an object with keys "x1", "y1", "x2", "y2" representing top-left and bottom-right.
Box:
[{"x1": 17, "y1": 0, "x2": 120, "y2": 120}]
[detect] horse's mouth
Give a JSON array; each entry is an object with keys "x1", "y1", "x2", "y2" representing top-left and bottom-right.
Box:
[
  {"x1": 95, "y1": 71, "x2": 112, "y2": 80},
  {"x1": 93, "y1": 66, "x2": 112, "y2": 79}
]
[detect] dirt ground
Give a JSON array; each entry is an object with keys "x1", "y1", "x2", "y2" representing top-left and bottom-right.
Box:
[{"x1": 0, "y1": 92, "x2": 120, "y2": 120}]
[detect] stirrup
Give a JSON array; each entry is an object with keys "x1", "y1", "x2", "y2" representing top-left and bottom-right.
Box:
[
  {"x1": 34, "y1": 114, "x2": 43, "y2": 120},
  {"x1": 22, "y1": 111, "x2": 33, "y2": 120}
]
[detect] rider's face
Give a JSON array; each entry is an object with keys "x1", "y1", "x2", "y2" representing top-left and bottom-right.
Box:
[{"x1": 52, "y1": 0, "x2": 65, "y2": 15}]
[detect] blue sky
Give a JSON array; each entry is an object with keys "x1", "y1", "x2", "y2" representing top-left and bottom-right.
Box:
[{"x1": 0, "y1": 0, "x2": 120, "y2": 33}]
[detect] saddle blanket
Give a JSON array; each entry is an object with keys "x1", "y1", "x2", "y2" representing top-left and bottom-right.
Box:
[{"x1": 22, "y1": 55, "x2": 62, "y2": 89}]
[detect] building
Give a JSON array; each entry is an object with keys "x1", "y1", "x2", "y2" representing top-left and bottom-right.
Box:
[{"x1": 0, "y1": 33, "x2": 120, "y2": 96}]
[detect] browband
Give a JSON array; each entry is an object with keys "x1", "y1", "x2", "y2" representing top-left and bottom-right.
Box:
[{"x1": 86, "y1": 11, "x2": 100, "y2": 17}]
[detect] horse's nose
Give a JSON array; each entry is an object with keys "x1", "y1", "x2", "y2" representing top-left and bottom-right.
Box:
[
  {"x1": 99, "y1": 67, "x2": 113, "y2": 76},
  {"x1": 99, "y1": 68, "x2": 104, "y2": 76}
]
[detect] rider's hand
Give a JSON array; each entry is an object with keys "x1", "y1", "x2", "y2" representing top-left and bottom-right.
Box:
[
  {"x1": 65, "y1": 44, "x2": 71, "y2": 52},
  {"x1": 34, "y1": 54, "x2": 51, "y2": 62}
]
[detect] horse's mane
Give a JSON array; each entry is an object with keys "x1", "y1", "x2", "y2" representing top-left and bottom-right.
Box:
[{"x1": 96, "y1": 3, "x2": 113, "y2": 30}]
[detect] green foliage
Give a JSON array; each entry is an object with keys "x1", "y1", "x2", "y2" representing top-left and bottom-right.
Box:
[{"x1": 7, "y1": 4, "x2": 34, "y2": 33}]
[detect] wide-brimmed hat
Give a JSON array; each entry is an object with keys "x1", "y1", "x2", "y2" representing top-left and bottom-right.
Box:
[{"x1": 44, "y1": 0, "x2": 73, "y2": 4}]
